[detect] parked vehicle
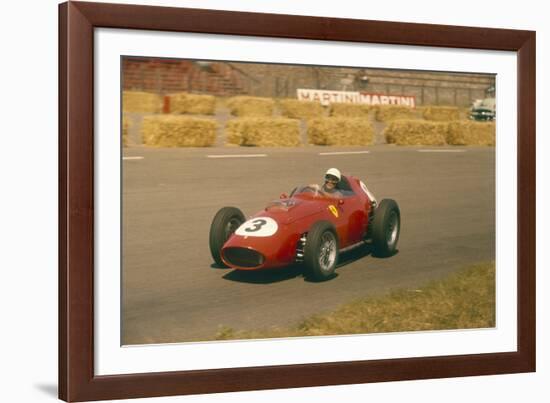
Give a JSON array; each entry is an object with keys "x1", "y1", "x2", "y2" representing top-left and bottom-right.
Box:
[{"x1": 470, "y1": 97, "x2": 496, "y2": 121}]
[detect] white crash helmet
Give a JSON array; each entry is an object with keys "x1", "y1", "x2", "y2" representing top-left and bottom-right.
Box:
[{"x1": 325, "y1": 168, "x2": 341, "y2": 182}]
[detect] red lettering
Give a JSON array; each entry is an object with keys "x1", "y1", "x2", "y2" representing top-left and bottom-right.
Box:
[
  {"x1": 361, "y1": 94, "x2": 371, "y2": 105},
  {"x1": 299, "y1": 91, "x2": 311, "y2": 101}
]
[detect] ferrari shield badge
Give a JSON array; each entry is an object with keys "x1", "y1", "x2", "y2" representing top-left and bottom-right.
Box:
[{"x1": 328, "y1": 205, "x2": 339, "y2": 218}]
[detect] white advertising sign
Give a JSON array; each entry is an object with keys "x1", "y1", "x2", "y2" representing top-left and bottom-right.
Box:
[{"x1": 297, "y1": 88, "x2": 416, "y2": 107}]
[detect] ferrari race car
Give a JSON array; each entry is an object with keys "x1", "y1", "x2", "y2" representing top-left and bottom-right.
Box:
[{"x1": 209, "y1": 175, "x2": 400, "y2": 281}]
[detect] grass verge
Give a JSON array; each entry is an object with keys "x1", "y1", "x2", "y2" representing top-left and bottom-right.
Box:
[{"x1": 214, "y1": 261, "x2": 495, "y2": 340}]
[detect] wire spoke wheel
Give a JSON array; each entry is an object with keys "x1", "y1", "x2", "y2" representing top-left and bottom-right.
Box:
[
  {"x1": 303, "y1": 221, "x2": 339, "y2": 281},
  {"x1": 318, "y1": 232, "x2": 337, "y2": 272}
]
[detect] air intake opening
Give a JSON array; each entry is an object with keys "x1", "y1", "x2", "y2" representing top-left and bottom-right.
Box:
[{"x1": 223, "y1": 247, "x2": 265, "y2": 268}]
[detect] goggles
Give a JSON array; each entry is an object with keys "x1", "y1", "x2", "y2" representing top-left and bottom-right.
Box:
[{"x1": 325, "y1": 175, "x2": 339, "y2": 183}]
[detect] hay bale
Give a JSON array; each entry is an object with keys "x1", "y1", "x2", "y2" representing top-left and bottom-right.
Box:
[
  {"x1": 329, "y1": 103, "x2": 372, "y2": 118},
  {"x1": 416, "y1": 106, "x2": 427, "y2": 115},
  {"x1": 227, "y1": 96, "x2": 275, "y2": 117},
  {"x1": 279, "y1": 99, "x2": 324, "y2": 119},
  {"x1": 384, "y1": 120, "x2": 448, "y2": 145},
  {"x1": 423, "y1": 106, "x2": 460, "y2": 121},
  {"x1": 122, "y1": 114, "x2": 130, "y2": 147},
  {"x1": 168, "y1": 92, "x2": 216, "y2": 115},
  {"x1": 123, "y1": 91, "x2": 163, "y2": 113},
  {"x1": 446, "y1": 121, "x2": 495, "y2": 146},
  {"x1": 375, "y1": 105, "x2": 418, "y2": 122},
  {"x1": 142, "y1": 115, "x2": 217, "y2": 147},
  {"x1": 460, "y1": 107, "x2": 473, "y2": 120},
  {"x1": 226, "y1": 118, "x2": 301, "y2": 147},
  {"x1": 307, "y1": 118, "x2": 374, "y2": 146}
]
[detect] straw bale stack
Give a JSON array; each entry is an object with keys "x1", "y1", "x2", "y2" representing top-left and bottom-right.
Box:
[
  {"x1": 422, "y1": 106, "x2": 460, "y2": 121},
  {"x1": 122, "y1": 114, "x2": 130, "y2": 147},
  {"x1": 141, "y1": 115, "x2": 217, "y2": 147},
  {"x1": 384, "y1": 120, "x2": 448, "y2": 145},
  {"x1": 374, "y1": 105, "x2": 417, "y2": 122},
  {"x1": 460, "y1": 107, "x2": 473, "y2": 120},
  {"x1": 279, "y1": 99, "x2": 324, "y2": 119},
  {"x1": 226, "y1": 118, "x2": 301, "y2": 147},
  {"x1": 307, "y1": 118, "x2": 374, "y2": 146},
  {"x1": 329, "y1": 103, "x2": 372, "y2": 118},
  {"x1": 168, "y1": 92, "x2": 216, "y2": 115},
  {"x1": 123, "y1": 91, "x2": 163, "y2": 113},
  {"x1": 446, "y1": 121, "x2": 495, "y2": 146},
  {"x1": 227, "y1": 96, "x2": 275, "y2": 117},
  {"x1": 416, "y1": 106, "x2": 427, "y2": 115}
]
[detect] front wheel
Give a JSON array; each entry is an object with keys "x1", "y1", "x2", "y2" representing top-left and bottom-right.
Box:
[
  {"x1": 303, "y1": 221, "x2": 339, "y2": 281},
  {"x1": 371, "y1": 199, "x2": 400, "y2": 257},
  {"x1": 209, "y1": 207, "x2": 245, "y2": 266}
]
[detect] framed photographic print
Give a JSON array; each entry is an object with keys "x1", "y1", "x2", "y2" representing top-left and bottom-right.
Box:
[{"x1": 59, "y1": 1, "x2": 535, "y2": 401}]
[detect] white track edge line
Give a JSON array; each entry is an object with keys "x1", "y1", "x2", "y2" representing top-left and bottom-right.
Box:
[
  {"x1": 319, "y1": 151, "x2": 370, "y2": 156},
  {"x1": 207, "y1": 154, "x2": 267, "y2": 158},
  {"x1": 417, "y1": 149, "x2": 466, "y2": 153}
]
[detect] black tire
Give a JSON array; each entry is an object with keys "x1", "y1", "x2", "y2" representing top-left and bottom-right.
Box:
[
  {"x1": 371, "y1": 199, "x2": 400, "y2": 257},
  {"x1": 209, "y1": 207, "x2": 245, "y2": 266},
  {"x1": 303, "y1": 221, "x2": 339, "y2": 281}
]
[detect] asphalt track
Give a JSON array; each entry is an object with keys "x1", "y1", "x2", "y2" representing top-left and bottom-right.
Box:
[{"x1": 122, "y1": 145, "x2": 495, "y2": 344}]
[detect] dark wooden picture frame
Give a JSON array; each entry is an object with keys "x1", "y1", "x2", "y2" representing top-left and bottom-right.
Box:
[{"x1": 59, "y1": 1, "x2": 536, "y2": 401}]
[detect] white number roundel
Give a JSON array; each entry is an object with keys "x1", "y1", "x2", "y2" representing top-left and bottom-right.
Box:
[{"x1": 235, "y1": 217, "x2": 278, "y2": 237}]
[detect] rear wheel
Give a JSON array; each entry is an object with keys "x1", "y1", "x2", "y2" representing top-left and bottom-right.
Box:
[
  {"x1": 371, "y1": 199, "x2": 400, "y2": 257},
  {"x1": 304, "y1": 221, "x2": 339, "y2": 281},
  {"x1": 209, "y1": 207, "x2": 245, "y2": 266}
]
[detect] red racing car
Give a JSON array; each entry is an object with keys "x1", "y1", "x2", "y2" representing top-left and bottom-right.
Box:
[{"x1": 209, "y1": 175, "x2": 400, "y2": 281}]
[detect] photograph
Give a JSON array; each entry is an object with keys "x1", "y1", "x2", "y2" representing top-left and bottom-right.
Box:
[
  {"x1": 121, "y1": 57, "x2": 497, "y2": 345},
  {"x1": 2, "y1": 0, "x2": 540, "y2": 402}
]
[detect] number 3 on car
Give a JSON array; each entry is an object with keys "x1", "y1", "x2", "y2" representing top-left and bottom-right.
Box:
[{"x1": 235, "y1": 217, "x2": 278, "y2": 237}]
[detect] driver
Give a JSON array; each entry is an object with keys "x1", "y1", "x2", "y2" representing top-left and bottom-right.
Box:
[{"x1": 310, "y1": 168, "x2": 343, "y2": 198}]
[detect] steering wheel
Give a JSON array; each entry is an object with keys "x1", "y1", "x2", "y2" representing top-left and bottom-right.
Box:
[{"x1": 302, "y1": 185, "x2": 322, "y2": 196}]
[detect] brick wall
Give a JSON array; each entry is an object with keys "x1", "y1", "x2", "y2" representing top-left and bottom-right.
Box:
[
  {"x1": 230, "y1": 63, "x2": 494, "y2": 106},
  {"x1": 123, "y1": 57, "x2": 495, "y2": 106},
  {"x1": 122, "y1": 57, "x2": 250, "y2": 96}
]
